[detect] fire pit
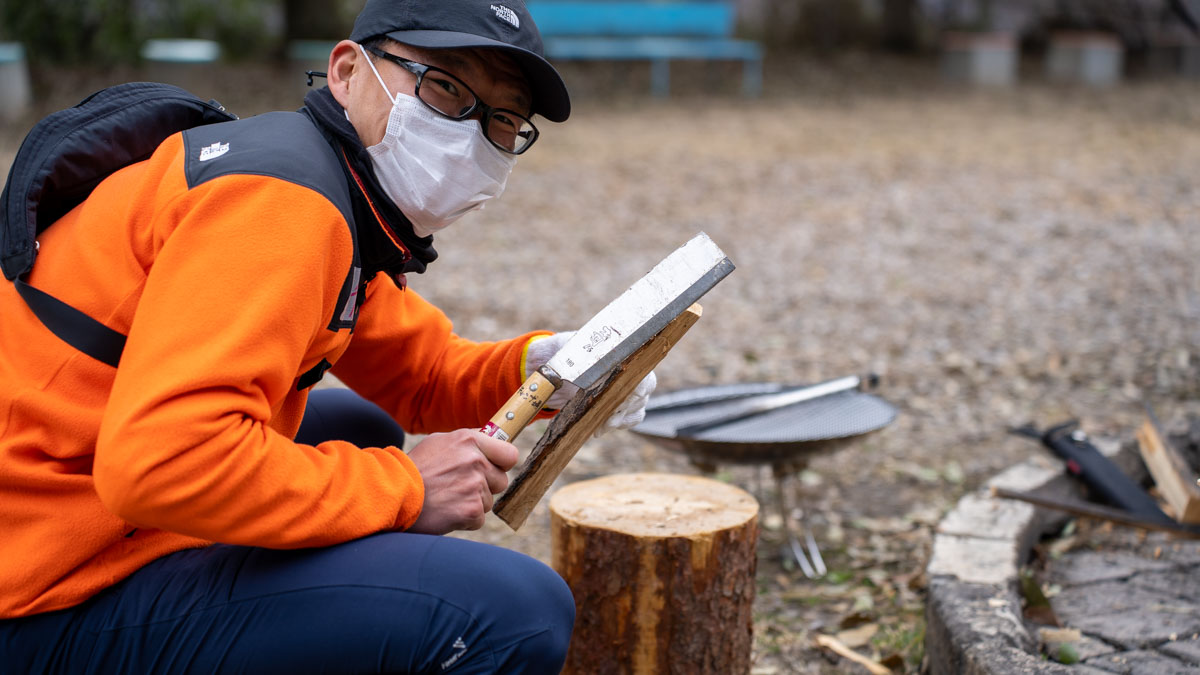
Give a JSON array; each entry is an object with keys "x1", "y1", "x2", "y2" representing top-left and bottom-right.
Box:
[{"x1": 632, "y1": 377, "x2": 897, "y2": 577}]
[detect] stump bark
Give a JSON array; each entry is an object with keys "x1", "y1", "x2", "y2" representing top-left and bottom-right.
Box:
[{"x1": 550, "y1": 473, "x2": 759, "y2": 675}]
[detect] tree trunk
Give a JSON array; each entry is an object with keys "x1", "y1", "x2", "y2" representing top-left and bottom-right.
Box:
[
  {"x1": 283, "y1": 0, "x2": 344, "y2": 41},
  {"x1": 550, "y1": 473, "x2": 760, "y2": 675},
  {"x1": 883, "y1": 0, "x2": 921, "y2": 51}
]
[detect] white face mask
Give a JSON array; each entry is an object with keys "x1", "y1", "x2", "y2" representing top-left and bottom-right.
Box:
[{"x1": 358, "y1": 45, "x2": 517, "y2": 238}]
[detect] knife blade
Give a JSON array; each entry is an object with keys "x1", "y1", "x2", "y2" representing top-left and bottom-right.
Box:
[
  {"x1": 481, "y1": 232, "x2": 734, "y2": 442},
  {"x1": 672, "y1": 373, "x2": 878, "y2": 437}
]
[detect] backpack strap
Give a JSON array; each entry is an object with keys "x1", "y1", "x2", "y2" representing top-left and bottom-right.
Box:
[
  {"x1": 1, "y1": 82, "x2": 237, "y2": 282},
  {"x1": 14, "y1": 276, "x2": 125, "y2": 367},
  {"x1": 2, "y1": 82, "x2": 236, "y2": 367}
]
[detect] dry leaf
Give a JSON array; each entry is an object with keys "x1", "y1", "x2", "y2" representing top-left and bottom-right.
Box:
[
  {"x1": 814, "y1": 635, "x2": 891, "y2": 675},
  {"x1": 836, "y1": 622, "x2": 879, "y2": 648},
  {"x1": 838, "y1": 611, "x2": 876, "y2": 629}
]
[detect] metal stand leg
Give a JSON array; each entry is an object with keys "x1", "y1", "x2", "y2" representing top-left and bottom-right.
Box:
[
  {"x1": 742, "y1": 57, "x2": 763, "y2": 97},
  {"x1": 773, "y1": 466, "x2": 826, "y2": 578},
  {"x1": 754, "y1": 464, "x2": 767, "y2": 505},
  {"x1": 651, "y1": 59, "x2": 670, "y2": 97}
]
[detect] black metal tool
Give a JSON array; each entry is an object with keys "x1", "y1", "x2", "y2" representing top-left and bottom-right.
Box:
[
  {"x1": 1011, "y1": 420, "x2": 1177, "y2": 527},
  {"x1": 673, "y1": 374, "x2": 879, "y2": 437},
  {"x1": 992, "y1": 487, "x2": 1200, "y2": 538},
  {"x1": 1170, "y1": 0, "x2": 1199, "y2": 34},
  {"x1": 633, "y1": 381, "x2": 897, "y2": 578}
]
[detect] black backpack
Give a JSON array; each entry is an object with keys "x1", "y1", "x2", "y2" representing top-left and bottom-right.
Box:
[{"x1": 1, "y1": 82, "x2": 237, "y2": 367}]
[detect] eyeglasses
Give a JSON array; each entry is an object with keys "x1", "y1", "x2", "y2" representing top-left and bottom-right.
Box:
[{"x1": 365, "y1": 46, "x2": 539, "y2": 155}]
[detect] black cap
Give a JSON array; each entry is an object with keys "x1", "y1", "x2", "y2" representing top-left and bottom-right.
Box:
[{"x1": 350, "y1": 0, "x2": 570, "y2": 122}]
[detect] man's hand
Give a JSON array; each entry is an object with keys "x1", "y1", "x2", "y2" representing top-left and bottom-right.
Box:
[{"x1": 406, "y1": 430, "x2": 519, "y2": 534}]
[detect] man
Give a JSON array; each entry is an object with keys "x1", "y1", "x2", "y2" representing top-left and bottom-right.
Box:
[{"x1": 0, "y1": 0, "x2": 652, "y2": 671}]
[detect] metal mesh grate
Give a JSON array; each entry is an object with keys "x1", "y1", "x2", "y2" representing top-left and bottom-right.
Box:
[{"x1": 634, "y1": 382, "x2": 896, "y2": 445}]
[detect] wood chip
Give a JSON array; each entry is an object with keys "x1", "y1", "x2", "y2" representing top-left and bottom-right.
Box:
[
  {"x1": 836, "y1": 622, "x2": 879, "y2": 648},
  {"x1": 814, "y1": 634, "x2": 891, "y2": 675},
  {"x1": 1039, "y1": 627, "x2": 1082, "y2": 643}
]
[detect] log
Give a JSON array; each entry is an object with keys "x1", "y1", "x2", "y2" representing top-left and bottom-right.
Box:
[
  {"x1": 1136, "y1": 409, "x2": 1200, "y2": 524},
  {"x1": 495, "y1": 304, "x2": 702, "y2": 530},
  {"x1": 550, "y1": 473, "x2": 759, "y2": 675}
]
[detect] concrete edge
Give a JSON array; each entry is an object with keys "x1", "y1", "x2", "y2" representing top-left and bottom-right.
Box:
[{"x1": 924, "y1": 437, "x2": 1139, "y2": 674}]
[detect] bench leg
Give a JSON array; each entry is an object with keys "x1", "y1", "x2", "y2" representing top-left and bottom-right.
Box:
[
  {"x1": 651, "y1": 59, "x2": 670, "y2": 97},
  {"x1": 743, "y1": 59, "x2": 763, "y2": 97}
]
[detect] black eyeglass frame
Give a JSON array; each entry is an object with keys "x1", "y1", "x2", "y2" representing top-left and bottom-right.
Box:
[{"x1": 364, "y1": 45, "x2": 539, "y2": 155}]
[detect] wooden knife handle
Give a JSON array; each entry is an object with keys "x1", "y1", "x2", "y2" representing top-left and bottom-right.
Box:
[
  {"x1": 494, "y1": 304, "x2": 703, "y2": 530},
  {"x1": 481, "y1": 368, "x2": 560, "y2": 443}
]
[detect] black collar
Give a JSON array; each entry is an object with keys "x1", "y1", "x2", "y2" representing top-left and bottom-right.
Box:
[{"x1": 301, "y1": 86, "x2": 437, "y2": 278}]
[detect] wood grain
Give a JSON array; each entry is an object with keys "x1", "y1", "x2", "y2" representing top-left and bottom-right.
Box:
[
  {"x1": 493, "y1": 304, "x2": 702, "y2": 530},
  {"x1": 482, "y1": 369, "x2": 557, "y2": 442},
  {"x1": 1136, "y1": 413, "x2": 1200, "y2": 524},
  {"x1": 550, "y1": 473, "x2": 759, "y2": 675}
]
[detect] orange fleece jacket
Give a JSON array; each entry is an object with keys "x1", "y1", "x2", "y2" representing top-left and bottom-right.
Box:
[{"x1": 0, "y1": 131, "x2": 541, "y2": 619}]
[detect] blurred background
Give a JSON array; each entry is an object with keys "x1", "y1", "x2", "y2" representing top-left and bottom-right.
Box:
[
  {"x1": 2, "y1": 1, "x2": 1198, "y2": 672},
  {"x1": 1, "y1": 0, "x2": 1199, "y2": 65},
  {"x1": 2, "y1": 0, "x2": 1199, "y2": 112}
]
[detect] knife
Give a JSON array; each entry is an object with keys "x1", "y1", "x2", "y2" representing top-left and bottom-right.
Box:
[
  {"x1": 672, "y1": 373, "x2": 879, "y2": 437},
  {"x1": 481, "y1": 232, "x2": 734, "y2": 443}
]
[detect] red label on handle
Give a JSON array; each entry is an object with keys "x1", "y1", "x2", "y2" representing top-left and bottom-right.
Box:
[{"x1": 480, "y1": 422, "x2": 510, "y2": 442}]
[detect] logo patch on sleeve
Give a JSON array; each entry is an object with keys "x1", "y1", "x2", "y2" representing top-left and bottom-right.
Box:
[{"x1": 198, "y1": 141, "x2": 230, "y2": 162}]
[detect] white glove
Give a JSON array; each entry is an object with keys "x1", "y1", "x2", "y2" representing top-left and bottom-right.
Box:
[
  {"x1": 524, "y1": 332, "x2": 657, "y2": 434},
  {"x1": 524, "y1": 332, "x2": 579, "y2": 409},
  {"x1": 596, "y1": 369, "x2": 655, "y2": 436}
]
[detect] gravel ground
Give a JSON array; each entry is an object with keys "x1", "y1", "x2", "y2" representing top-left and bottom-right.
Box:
[
  {"x1": 442, "y1": 59, "x2": 1199, "y2": 673},
  {"x1": 4, "y1": 53, "x2": 1198, "y2": 673}
]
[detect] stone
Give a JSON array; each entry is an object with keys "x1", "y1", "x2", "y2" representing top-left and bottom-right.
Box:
[
  {"x1": 986, "y1": 460, "x2": 1063, "y2": 493},
  {"x1": 924, "y1": 578, "x2": 1037, "y2": 675},
  {"x1": 1082, "y1": 652, "x2": 1132, "y2": 674},
  {"x1": 1085, "y1": 649, "x2": 1196, "y2": 674},
  {"x1": 1047, "y1": 550, "x2": 1174, "y2": 586},
  {"x1": 1159, "y1": 634, "x2": 1200, "y2": 665},
  {"x1": 965, "y1": 645, "x2": 1080, "y2": 674},
  {"x1": 1070, "y1": 667, "x2": 1126, "y2": 675},
  {"x1": 1153, "y1": 542, "x2": 1200, "y2": 567},
  {"x1": 928, "y1": 534, "x2": 1020, "y2": 586},
  {"x1": 1048, "y1": 632, "x2": 1119, "y2": 662},
  {"x1": 1128, "y1": 568, "x2": 1200, "y2": 604},
  {"x1": 1052, "y1": 580, "x2": 1200, "y2": 649},
  {"x1": 937, "y1": 492, "x2": 1035, "y2": 541}
]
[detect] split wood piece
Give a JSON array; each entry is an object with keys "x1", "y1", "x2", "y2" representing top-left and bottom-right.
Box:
[
  {"x1": 1136, "y1": 410, "x2": 1200, "y2": 524},
  {"x1": 494, "y1": 304, "x2": 702, "y2": 530},
  {"x1": 550, "y1": 473, "x2": 759, "y2": 675},
  {"x1": 813, "y1": 634, "x2": 891, "y2": 675},
  {"x1": 990, "y1": 487, "x2": 1200, "y2": 539}
]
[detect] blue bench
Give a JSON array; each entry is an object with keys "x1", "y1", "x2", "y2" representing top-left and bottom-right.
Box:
[{"x1": 527, "y1": 1, "x2": 764, "y2": 97}]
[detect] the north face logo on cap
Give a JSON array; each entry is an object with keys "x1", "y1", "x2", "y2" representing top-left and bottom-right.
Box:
[{"x1": 490, "y1": 4, "x2": 520, "y2": 29}]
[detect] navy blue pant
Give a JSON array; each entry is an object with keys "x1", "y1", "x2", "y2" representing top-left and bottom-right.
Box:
[{"x1": 0, "y1": 389, "x2": 575, "y2": 673}]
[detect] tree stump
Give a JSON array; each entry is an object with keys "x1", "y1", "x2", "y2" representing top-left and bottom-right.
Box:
[{"x1": 550, "y1": 473, "x2": 759, "y2": 675}]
